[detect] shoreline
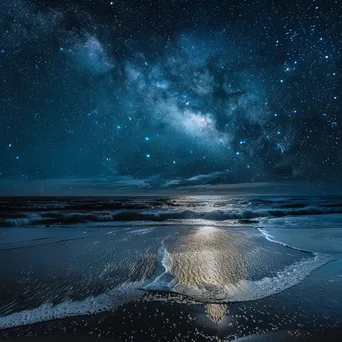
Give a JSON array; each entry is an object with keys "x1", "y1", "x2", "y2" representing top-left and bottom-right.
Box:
[{"x1": 1, "y1": 255, "x2": 341, "y2": 341}]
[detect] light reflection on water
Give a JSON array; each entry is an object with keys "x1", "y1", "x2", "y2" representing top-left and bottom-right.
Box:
[{"x1": 205, "y1": 303, "x2": 228, "y2": 323}]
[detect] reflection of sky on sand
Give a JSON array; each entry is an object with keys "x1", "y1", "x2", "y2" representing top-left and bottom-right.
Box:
[
  {"x1": 205, "y1": 303, "x2": 229, "y2": 323},
  {"x1": 196, "y1": 227, "x2": 231, "y2": 322},
  {"x1": 195, "y1": 225, "x2": 219, "y2": 235},
  {"x1": 162, "y1": 226, "x2": 333, "y2": 322},
  {"x1": 169, "y1": 226, "x2": 250, "y2": 321},
  {"x1": 170, "y1": 226, "x2": 252, "y2": 291}
]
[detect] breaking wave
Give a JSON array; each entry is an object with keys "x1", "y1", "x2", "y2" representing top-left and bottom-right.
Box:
[{"x1": 1, "y1": 206, "x2": 342, "y2": 227}]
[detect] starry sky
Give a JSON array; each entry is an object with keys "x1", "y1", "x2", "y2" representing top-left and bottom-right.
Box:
[{"x1": 0, "y1": 0, "x2": 341, "y2": 195}]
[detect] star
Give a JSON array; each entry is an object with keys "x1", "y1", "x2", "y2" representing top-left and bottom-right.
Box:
[{"x1": 0, "y1": 0, "x2": 340, "y2": 193}]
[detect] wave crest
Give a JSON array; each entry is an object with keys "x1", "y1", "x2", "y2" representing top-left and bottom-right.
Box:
[{"x1": 1, "y1": 206, "x2": 342, "y2": 227}]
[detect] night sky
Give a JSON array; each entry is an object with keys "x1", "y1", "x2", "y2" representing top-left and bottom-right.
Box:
[{"x1": 0, "y1": 0, "x2": 341, "y2": 195}]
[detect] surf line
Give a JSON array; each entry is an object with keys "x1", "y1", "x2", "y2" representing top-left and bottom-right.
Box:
[
  {"x1": 142, "y1": 241, "x2": 179, "y2": 292},
  {"x1": 256, "y1": 227, "x2": 337, "y2": 268}
]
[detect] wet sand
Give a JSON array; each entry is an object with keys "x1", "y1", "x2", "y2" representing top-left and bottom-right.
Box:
[
  {"x1": 0, "y1": 226, "x2": 341, "y2": 341},
  {"x1": 1, "y1": 269, "x2": 342, "y2": 342}
]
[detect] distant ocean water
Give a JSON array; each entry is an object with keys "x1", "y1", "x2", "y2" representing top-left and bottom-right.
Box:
[
  {"x1": 1, "y1": 196, "x2": 342, "y2": 227},
  {"x1": 0, "y1": 196, "x2": 341, "y2": 329}
]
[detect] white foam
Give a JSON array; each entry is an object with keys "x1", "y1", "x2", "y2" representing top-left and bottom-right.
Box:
[
  {"x1": 258, "y1": 227, "x2": 342, "y2": 253},
  {"x1": 127, "y1": 227, "x2": 155, "y2": 235},
  {"x1": 143, "y1": 245, "x2": 178, "y2": 291},
  {"x1": 0, "y1": 282, "x2": 144, "y2": 330},
  {"x1": 224, "y1": 253, "x2": 334, "y2": 301},
  {"x1": 257, "y1": 228, "x2": 293, "y2": 249}
]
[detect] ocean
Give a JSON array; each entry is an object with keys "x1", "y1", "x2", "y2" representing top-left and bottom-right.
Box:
[{"x1": 0, "y1": 196, "x2": 341, "y2": 341}]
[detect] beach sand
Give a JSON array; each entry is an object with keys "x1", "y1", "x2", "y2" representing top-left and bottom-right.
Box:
[{"x1": 0, "y1": 225, "x2": 341, "y2": 341}]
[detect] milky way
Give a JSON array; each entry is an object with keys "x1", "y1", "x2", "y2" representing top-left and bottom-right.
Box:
[{"x1": 0, "y1": 0, "x2": 341, "y2": 194}]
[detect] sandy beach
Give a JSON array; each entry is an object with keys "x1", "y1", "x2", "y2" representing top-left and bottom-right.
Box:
[{"x1": 0, "y1": 197, "x2": 341, "y2": 341}]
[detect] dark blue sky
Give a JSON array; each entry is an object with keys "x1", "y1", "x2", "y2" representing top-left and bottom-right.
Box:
[{"x1": 0, "y1": 0, "x2": 341, "y2": 195}]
